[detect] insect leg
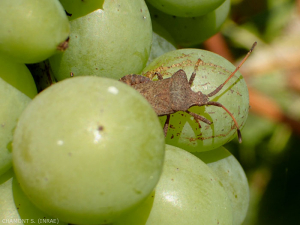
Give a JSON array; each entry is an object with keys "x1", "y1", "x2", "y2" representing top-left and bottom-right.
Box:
[
  {"x1": 186, "y1": 110, "x2": 212, "y2": 128},
  {"x1": 188, "y1": 58, "x2": 202, "y2": 86},
  {"x1": 206, "y1": 101, "x2": 242, "y2": 143},
  {"x1": 153, "y1": 72, "x2": 164, "y2": 80},
  {"x1": 163, "y1": 115, "x2": 170, "y2": 136}
]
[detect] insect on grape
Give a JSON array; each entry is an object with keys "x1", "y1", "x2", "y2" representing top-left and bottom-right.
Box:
[{"x1": 119, "y1": 42, "x2": 257, "y2": 143}]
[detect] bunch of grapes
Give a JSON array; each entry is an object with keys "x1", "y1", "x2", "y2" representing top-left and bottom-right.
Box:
[{"x1": 1, "y1": 0, "x2": 250, "y2": 224}]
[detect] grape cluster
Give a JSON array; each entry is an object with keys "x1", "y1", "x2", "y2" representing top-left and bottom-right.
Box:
[{"x1": 0, "y1": 0, "x2": 250, "y2": 224}]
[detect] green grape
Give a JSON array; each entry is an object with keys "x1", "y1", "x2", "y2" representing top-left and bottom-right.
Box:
[
  {"x1": 142, "y1": 48, "x2": 249, "y2": 152},
  {"x1": 0, "y1": 169, "x2": 20, "y2": 222},
  {"x1": 0, "y1": 169, "x2": 67, "y2": 225},
  {"x1": 147, "y1": 32, "x2": 177, "y2": 66},
  {"x1": 0, "y1": 55, "x2": 37, "y2": 176},
  {"x1": 148, "y1": 0, "x2": 230, "y2": 47},
  {"x1": 12, "y1": 76, "x2": 165, "y2": 224},
  {"x1": 59, "y1": 0, "x2": 105, "y2": 21},
  {"x1": 0, "y1": 0, "x2": 70, "y2": 64},
  {"x1": 193, "y1": 147, "x2": 249, "y2": 225},
  {"x1": 115, "y1": 144, "x2": 233, "y2": 225},
  {"x1": 49, "y1": 0, "x2": 152, "y2": 81},
  {"x1": 146, "y1": 0, "x2": 225, "y2": 17},
  {"x1": 0, "y1": 54, "x2": 37, "y2": 99},
  {"x1": 12, "y1": 175, "x2": 68, "y2": 225}
]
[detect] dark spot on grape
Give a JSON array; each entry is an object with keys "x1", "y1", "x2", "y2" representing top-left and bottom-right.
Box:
[
  {"x1": 172, "y1": 15, "x2": 176, "y2": 19},
  {"x1": 70, "y1": 72, "x2": 74, "y2": 77},
  {"x1": 98, "y1": 126, "x2": 104, "y2": 131},
  {"x1": 154, "y1": 14, "x2": 158, "y2": 18},
  {"x1": 171, "y1": 134, "x2": 174, "y2": 139},
  {"x1": 68, "y1": 152, "x2": 72, "y2": 156}
]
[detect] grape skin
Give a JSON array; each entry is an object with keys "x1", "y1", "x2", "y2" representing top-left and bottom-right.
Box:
[
  {"x1": 59, "y1": 0, "x2": 105, "y2": 21},
  {"x1": 193, "y1": 147, "x2": 250, "y2": 225},
  {"x1": 115, "y1": 144, "x2": 233, "y2": 225},
  {"x1": 0, "y1": 169, "x2": 68, "y2": 225},
  {"x1": 50, "y1": 0, "x2": 152, "y2": 81},
  {"x1": 146, "y1": 0, "x2": 225, "y2": 17},
  {"x1": 0, "y1": 55, "x2": 37, "y2": 176},
  {"x1": 148, "y1": 0, "x2": 230, "y2": 47},
  {"x1": 0, "y1": 0, "x2": 70, "y2": 63}
]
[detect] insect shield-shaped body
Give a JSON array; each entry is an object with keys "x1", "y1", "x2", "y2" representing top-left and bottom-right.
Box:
[
  {"x1": 120, "y1": 70, "x2": 209, "y2": 116},
  {"x1": 122, "y1": 47, "x2": 253, "y2": 152}
]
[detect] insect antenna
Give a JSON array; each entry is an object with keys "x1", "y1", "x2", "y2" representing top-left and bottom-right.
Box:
[{"x1": 207, "y1": 42, "x2": 257, "y2": 98}]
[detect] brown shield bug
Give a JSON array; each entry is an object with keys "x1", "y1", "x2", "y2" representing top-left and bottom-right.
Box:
[{"x1": 120, "y1": 42, "x2": 257, "y2": 144}]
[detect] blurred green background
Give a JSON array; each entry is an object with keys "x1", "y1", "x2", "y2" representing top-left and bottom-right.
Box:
[{"x1": 201, "y1": 0, "x2": 300, "y2": 224}]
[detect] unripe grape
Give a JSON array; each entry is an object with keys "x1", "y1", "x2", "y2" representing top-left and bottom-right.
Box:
[
  {"x1": 0, "y1": 55, "x2": 37, "y2": 176},
  {"x1": 142, "y1": 48, "x2": 249, "y2": 152},
  {"x1": 148, "y1": 0, "x2": 230, "y2": 47},
  {"x1": 0, "y1": 170, "x2": 67, "y2": 224},
  {"x1": 50, "y1": 0, "x2": 152, "y2": 81},
  {"x1": 193, "y1": 147, "x2": 250, "y2": 225},
  {"x1": 0, "y1": 0, "x2": 70, "y2": 64},
  {"x1": 147, "y1": 32, "x2": 177, "y2": 65},
  {"x1": 0, "y1": 169, "x2": 20, "y2": 220},
  {"x1": 12, "y1": 76, "x2": 165, "y2": 224},
  {"x1": 115, "y1": 144, "x2": 233, "y2": 225},
  {"x1": 59, "y1": 0, "x2": 105, "y2": 21},
  {"x1": 146, "y1": 0, "x2": 225, "y2": 17}
]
